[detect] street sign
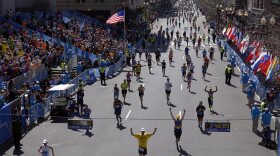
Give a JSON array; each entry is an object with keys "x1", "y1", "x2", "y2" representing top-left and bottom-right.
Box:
[
  {"x1": 68, "y1": 119, "x2": 93, "y2": 129},
  {"x1": 205, "y1": 121, "x2": 230, "y2": 132}
]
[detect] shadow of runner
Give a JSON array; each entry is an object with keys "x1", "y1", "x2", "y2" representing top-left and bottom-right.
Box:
[
  {"x1": 189, "y1": 91, "x2": 196, "y2": 94},
  {"x1": 123, "y1": 102, "x2": 132, "y2": 106},
  {"x1": 117, "y1": 124, "x2": 126, "y2": 131},
  {"x1": 13, "y1": 149, "x2": 24, "y2": 155},
  {"x1": 83, "y1": 131, "x2": 94, "y2": 137},
  {"x1": 228, "y1": 83, "x2": 237, "y2": 88},
  {"x1": 169, "y1": 103, "x2": 177, "y2": 107},
  {"x1": 210, "y1": 110, "x2": 224, "y2": 117},
  {"x1": 200, "y1": 127, "x2": 211, "y2": 136},
  {"x1": 178, "y1": 146, "x2": 192, "y2": 156}
]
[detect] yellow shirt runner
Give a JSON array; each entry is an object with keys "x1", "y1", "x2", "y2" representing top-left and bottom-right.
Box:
[{"x1": 132, "y1": 133, "x2": 152, "y2": 148}]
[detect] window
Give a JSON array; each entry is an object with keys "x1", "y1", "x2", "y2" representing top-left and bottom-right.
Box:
[{"x1": 253, "y1": 0, "x2": 264, "y2": 9}]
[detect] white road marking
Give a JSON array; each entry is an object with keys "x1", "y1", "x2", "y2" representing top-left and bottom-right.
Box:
[
  {"x1": 143, "y1": 83, "x2": 145, "y2": 86},
  {"x1": 179, "y1": 111, "x2": 182, "y2": 117},
  {"x1": 183, "y1": 56, "x2": 185, "y2": 60},
  {"x1": 181, "y1": 84, "x2": 183, "y2": 90},
  {"x1": 125, "y1": 110, "x2": 131, "y2": 120}
]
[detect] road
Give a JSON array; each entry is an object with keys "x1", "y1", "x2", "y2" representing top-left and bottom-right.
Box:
[{"x1": 3, "y1": 7, "x2": 277, "y2": 156}]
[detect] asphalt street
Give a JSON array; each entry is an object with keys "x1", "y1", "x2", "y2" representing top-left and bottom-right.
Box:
[{"x1": 3, "y1": 7, "x2": 277, "y2": 156}]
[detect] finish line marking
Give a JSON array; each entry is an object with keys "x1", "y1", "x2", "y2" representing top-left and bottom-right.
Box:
[{"x1": 125, "y1": 110, "x2": 131, "y2": 120}]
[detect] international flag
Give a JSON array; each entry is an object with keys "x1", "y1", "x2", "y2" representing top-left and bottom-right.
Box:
[
  {"x1": 227, "y1": 27, "x2": 235, "y2": 39},
  {"x1": 106, "y1": 10, "x2": 125, "y2": 24},
  {"x1": 251, "y1": 53, "x2": 267, "y2": 71},
  {"x1": 226, "y1": 27, "x2": 232, "y2": 37},
  {"x1": 260, "y1": 55, "x2": 272, "y2": 76},
  {"x1": 266, "y1": 57, "x2": 278, "y2": 80}
]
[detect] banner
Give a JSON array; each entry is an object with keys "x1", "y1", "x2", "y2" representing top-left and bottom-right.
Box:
[
  {"x1": 0, "y1": 104, "x2": 12, "y2": 144},
  {"x1": 68, "y1": 119, "x2": 93, "y2": 129},
  {"x1": 205, "y1": 121, "x2": 230, "y2": 132}
]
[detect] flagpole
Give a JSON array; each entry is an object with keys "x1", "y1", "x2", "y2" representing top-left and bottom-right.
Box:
[{"x1": 123, "y1": 3, "x2": 126, "y2": 50}]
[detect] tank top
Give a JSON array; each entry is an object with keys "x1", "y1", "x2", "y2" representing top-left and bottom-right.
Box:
[
  {"x1": 175, "y1": 120, "x2": 181, "y2": 129},
  {"x1": 41, "y1": 145, "x2": 50, "y2": 156}
]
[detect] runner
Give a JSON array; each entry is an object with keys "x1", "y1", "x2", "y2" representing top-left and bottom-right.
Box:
[
  {"x1": 209, "y1": 46, "x2": 214, "y2": 63},
  {"x1": 126, "y1": 71, "x2": 132, "y2": 91},
  {"x1": 147, "y1": 54, "x2": 155, "y2": 74},
  {"x1": 132, "y1": 58, "x2": 137, "y2": 75},
  {"x1": 196, "y1": 101, "x2": 206, "y2": 128},
  {"x1": 184, "y1": 46, "x2": 189, "y2": 57},
  {"x1": 155, "y1": 49, "x2": 161, "y2": 65},
  {"x1": 113, "y1": 97, "x2": 123, "y2": 127},
  {"x1": 130, "y1": 128, "x2": 157, "y2": 156},
  {"x1": 187, "y1": 71, "x2": 192, "y2": 92},
  {"x1": 37, "y1": 139, "x2": 55, "y2": 156},
  {"x1": 204, "y1": 86, "x2": 218, "y2": 111},
  {"x1": 121, "y1": 79, "x2": 129, "y2": 103},
  {"x1": 165, "y1": 78, "x2": 173, "y2": 105},
  {"x1": 202, "y1": 63, "x2": 207, "y2": 80},
  {"x1": 169, "y1": 108, "x2": 186, "y2": 150},
  {"x1": 174, "y1": 38, "x2": 177, "y2": 49},
  {"x1": 202, "y1": 49, "x2": 207, "y2": 58},
  {"x1": 195, "y1": 44, "x2": 199, "y2": 57},
  {"x1": 113, "y1": 84, "x2": 119, "y2": 100},
  {"x1": 137, "y1": 84, "x2": 145, "y2": 108},
  {"x1": 161, "y1": 60, "x2": 166, "y2": 76},
  {"x1": 136, "y1": 61, "x2": 142, "y2": 81},
  {"x1": 169, "y1": 48, "x2": 174, "y2": 66},
  {"x1": 181, "y1": 63, "x2": 188, "y2": 80}
]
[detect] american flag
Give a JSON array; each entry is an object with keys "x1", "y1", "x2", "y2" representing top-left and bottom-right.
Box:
[{"x1": 106, "y1": 10, "x2": 125, "y2": 24}]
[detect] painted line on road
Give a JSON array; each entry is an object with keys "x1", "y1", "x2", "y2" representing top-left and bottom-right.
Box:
[
  {"x1": 181, "y1": 84, "x2": 183, "y2": 91},
  {"x1": 183, "y1": 56, "x2": 185, "y2": 60},
  {"x1": 125, "y1": 110, "x2": 131, "y2": 120},
  {"x1": 179, "y1": 111, "x2": 182, "y2": 118},
  {"x1": 143, "y1": 83, "x2": 145, "y2": 86}
]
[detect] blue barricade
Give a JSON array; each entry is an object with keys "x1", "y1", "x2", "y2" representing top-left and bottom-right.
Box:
[{"x1": 0, "y1": 104, "x2": 12, "y2": 144}]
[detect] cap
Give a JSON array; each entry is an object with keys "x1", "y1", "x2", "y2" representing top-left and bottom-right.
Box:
[
  {"x1": 42, "y1": 139, "x2": 48, "y2": 144},
  {"x1": 141, "y1": 128, "x2": 146, "y2": 132}
]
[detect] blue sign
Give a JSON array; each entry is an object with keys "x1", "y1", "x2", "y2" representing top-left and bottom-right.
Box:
[
  {"x1": 0, "y1": 104, "x2": 12, "y2": 144},
  {"x1": 68, "y1": 119, "x2": 93, "y2": 129},
  {"x1": 205, "y1": 122, "x2": 230, "y2": 132}
]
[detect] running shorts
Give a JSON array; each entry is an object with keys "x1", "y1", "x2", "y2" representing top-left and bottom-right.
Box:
[
  {"x1": 174, "y1": 129, "x2": 182, "y2": 139},
  {"x1": 138, "y1": 147, "x2": 147, "y2": 155},
  {"x1": 114, "y1": 108, "x2": 121, "y2": 115},
  {"x1": 208, "y1": 97, "x2": 213, "y2": 105},
  {"x1": 139, "y1": 92, "x2": 144, "y2": 96},
  {"x1": 122, "y1": 90, "x2": 127, "y2": 95},
  {"x1": 165, "y1": 90, "x2": 171, "y2": 95}
]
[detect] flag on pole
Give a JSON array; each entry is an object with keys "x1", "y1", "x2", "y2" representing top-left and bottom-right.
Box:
[
  {"x1": 266, "y1": 57, "x2": 278, "y2": 80},
  {"x1": 106, "y1": 10, "x2": 125, "y2": 24}
]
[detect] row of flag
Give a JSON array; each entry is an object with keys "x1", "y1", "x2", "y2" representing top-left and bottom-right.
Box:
[{"x1": 223, "y1": 25, "x2": 279, "y2": 81}]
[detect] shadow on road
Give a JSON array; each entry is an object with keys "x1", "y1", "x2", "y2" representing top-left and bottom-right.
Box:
[
  {"x1": 228, "y1": 84, "x2": 237, "y2": 88},
  {"x1": 124, "y1": 102, "x2": 132, "y2": 106},
  {"x1": 83, "y1": 131, "x2": 94, "y2": 137},
  {"x1": 189, "y1": 91, "x2": 196, "y2": 94},
  {"x1": 13, "y1": 148, "x2": 24, "y2": 155},
  {"x1": 117, "y1": 124, "x2": 126, "y2": 131},
  {"x1": 200, "y1": 127, "x2": 211, "y2": 136},
  {"x1": 210, "y1": 110, "x2": 224, "y2": 117},
  {"x1": 204, "y1": 79, "x2": 211, "y2": 82},
  {"x1": 141, "y1": 106, "x2": 148, "y2": 110},
  {"x1": 178, "y1": 146, "x2": 192, "y2": 156},
  {"x1": 169, "y1": 103, "x2": 177, "y2": 107}
]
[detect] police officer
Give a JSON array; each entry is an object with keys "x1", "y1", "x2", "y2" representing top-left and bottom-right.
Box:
[
  {"x1": 225, "y1": 64, "x2": 233, "y2": 85},
  {"x1": 77, "y1": 88, "x2": 84, "y2": 113},
  {"x1": 99, "y1": 67, "x2": 106, "y2": 86}
]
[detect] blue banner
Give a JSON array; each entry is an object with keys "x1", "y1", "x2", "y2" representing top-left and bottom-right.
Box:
[
  {"x1": 205, "y1": 122, "x2": 230, "y2": 132},
  {"x1": 0, "y1": 104, "x2": 12, "y2": 144}
]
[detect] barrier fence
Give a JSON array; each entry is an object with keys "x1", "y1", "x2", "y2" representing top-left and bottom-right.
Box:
[
  {"x1": 223, "y1": 41, "x2": 280, "y2": 108},
  {"x1": 0, "y1": 42, "x2": 128, "y2": 145}
]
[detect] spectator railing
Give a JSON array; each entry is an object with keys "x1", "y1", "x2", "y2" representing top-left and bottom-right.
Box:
[{"x1": 223, "y1": 41, "x2": 280, "y2": 109}]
